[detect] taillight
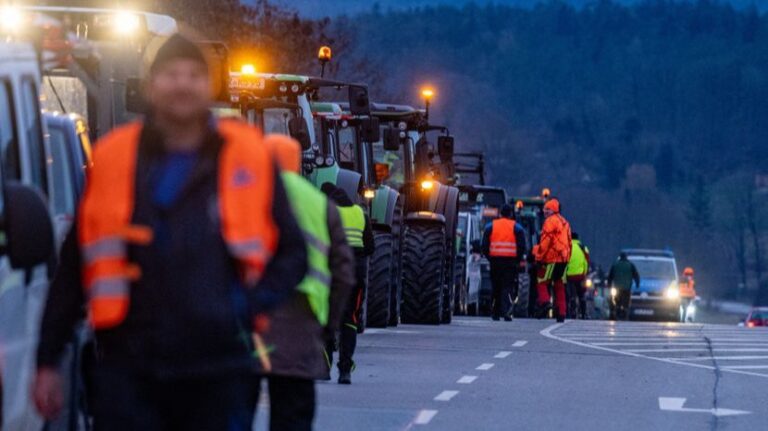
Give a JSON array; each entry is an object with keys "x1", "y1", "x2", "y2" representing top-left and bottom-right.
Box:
[{"x1": 747, "y1": 321, "x2": 756, "y2": 328}]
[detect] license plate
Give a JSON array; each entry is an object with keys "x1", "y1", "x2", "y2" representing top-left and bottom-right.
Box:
[
  {"x1": 229, "y1": 76, "x2": 266, "y2": 91},
  {"x1": 634, "y1": 308, "x2": 654, "y2": 316}
]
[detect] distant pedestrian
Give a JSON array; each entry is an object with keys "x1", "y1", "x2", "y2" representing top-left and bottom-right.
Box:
[
  {"x1": 34, "y1": 34, "x2": 307, "y2": 430},
  {"x1": 607, "y1": 252, "x2": 640, "y2": 320},
  {"x1": 259, "y1": 135, "x2": 356, "y2": 430},
  {"x1": 566, "y1": 233, "x2": 590, "y2": 319},
  {"x1": 679, "y1": 267, "x2": 697, "y2": 322},
  {"x1": 482, "y1": 204, "x2": 528, "y2": 321},
  {"x1": 322, "y1": 184, "x2": 375, "y2": 384},
  {"x1": 534, "y1": 198, "x2": 572, "y2": 322}
]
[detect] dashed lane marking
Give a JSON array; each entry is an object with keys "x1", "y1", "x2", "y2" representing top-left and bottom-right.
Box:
[
  {"x1": 512, "y1": 340, "x2": 528, "y2": 347},
  {"x1": 457, "y1": 375, "x2": 478, "y2": 384},
  {"x1": 434, "y1": 390, "x2": 459, "y2": 401},
  {"x1": 413, "y1": 409, "x2": 438, "y2": 425},
  {"x1": 494, "y1": 351, "x2": 512, "y2": 358},
  {"x1": 476, "y1": 363, "x2": 494, "y2": 371}
]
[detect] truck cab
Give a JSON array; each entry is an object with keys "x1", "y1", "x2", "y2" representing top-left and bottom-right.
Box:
[{"x1": 624, "y1": 249, "x2": 682, "y2": 321}]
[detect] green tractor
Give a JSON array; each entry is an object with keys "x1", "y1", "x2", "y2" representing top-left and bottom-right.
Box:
[
  {"x1": 366, "y1": 103, "x2": 460, "y2": 325},
  {"x1": 510, "y1": 192, "x2": 548, "y2": 317}
]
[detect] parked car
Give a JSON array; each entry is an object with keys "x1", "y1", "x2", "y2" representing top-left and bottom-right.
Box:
[{"x1": 740, "y1": 307, "x2": 768, "y2": 328}]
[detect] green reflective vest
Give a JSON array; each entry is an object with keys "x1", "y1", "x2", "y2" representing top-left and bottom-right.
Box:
[
  {"x1": 567, "y1": 239, "x2": 589, "y2": 276},
  {"x1": 281, "y1": 172, "x2": 332, "y2": 325},
  {"x1": 338, "y1": 204, "x2": 366, "y2": 248}
]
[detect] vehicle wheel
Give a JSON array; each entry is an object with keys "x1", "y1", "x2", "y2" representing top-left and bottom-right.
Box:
[
  {"x1": 401, "y1": 223, "x2": 445, "y2": 325},
  {"x1": 388, "y1": 202, "x2": 404, "y2": 326},
  {"x1": 514, "y1": 272, "x2": 530, "y2": 317},
  {"x1": 366, "y1": 231, "x2": 393, "y2": 328},
  {"x1": 454, "y1": 260, "x2": 467, "y2": 315}
]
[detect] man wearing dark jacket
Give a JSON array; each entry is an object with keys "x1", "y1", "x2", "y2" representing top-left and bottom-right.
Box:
[
  {"x1": 482, "y1": 204, "x2": 528, "y2": 321},
  {"x1": 607, "y1": 252, "x2": 640, "y2": 320},
  {"x1": 33, "y1": 35, "x2": 306, "y2": 430},
  {"x1": 260, "y1": 135, "x2": 356, "y2": 430},
  {"x1": 322, "y1": 183, "x2": 375, "y2": 385}
]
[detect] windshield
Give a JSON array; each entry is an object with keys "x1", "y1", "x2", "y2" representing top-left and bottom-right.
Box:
[
  {"x1": 261, "y1": 108, "x2": 293, "y2": 135},
  {"x1": 630, "y1": 258, "x2": 677, "y2": 280},
  {"x1": 372, "y1": 138, "x2": 405, "y2": 188}
]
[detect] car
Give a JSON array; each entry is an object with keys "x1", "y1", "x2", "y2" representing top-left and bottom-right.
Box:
[
  {"x1": 0, "y1": 37, "x2": 58, "y2": 430},
  {"x1": 740, "y1": 307, "x2": 768, "y2": 328},
  {"x1": 624, "y1": 249, "x2": 682, "y2": 322}
]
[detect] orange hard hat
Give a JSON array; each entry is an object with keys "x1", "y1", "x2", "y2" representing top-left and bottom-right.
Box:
[
  {"x1": 683, "y1": 267, "x2": 694, "y2": 276},
  {"x1": 264, "y1": 134, "x2": 301, "y2": 174},
  {"x1": 544, "y1": 198, "x2": 560, "y2": 213}
]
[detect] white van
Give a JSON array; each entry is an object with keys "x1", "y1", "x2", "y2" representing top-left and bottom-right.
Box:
[{"x1": 0, "y1": 40, "x2": 59, "y2": 430}]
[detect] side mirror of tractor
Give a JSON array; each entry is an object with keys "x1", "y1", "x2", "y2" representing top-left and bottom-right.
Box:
[
  {"x1": 360, "y1": 117, "x2": 380, "y2": 143},
  {"x1": 1, "y1": 182, "x2": 54, "y2": 270},
  {"x1": 383, "y1": 128, "x2": 401, "y2": 151},
  {"x1": 348, "y1": 85, "x2": 371, "y2": 116},
  {"x1": 289, "y1": 118, "x2": 312, "y2": 150},
  {"x1": 438, "y1": 135, "x2": 455, "y2": 162}
]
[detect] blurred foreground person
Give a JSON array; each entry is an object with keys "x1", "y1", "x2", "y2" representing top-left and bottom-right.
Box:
[
  {"x1": 33, "y1": 35, "x2": 306, "y2": 430},
  {"x1": 322, "y1": 184, "x2": 374, "y2": 385},
  {"x1": 482, "y1": 204, "x2": 528, "y2": 321},
  {"x1": 607, "y1": 252, "x2": 640, "y2": 320},
  {"x1": 534, "y1": 198, "x2": 572, "y2": 323},
  {"x1": 260, "y1": 135, "x2": 355, "y2": 430}
]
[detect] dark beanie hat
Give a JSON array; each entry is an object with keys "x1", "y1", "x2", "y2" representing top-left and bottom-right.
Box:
[
  {"x1": 150, "y1": 34, "x2": 208, "y2": 74},
  {"x1": 500, "y1": 203, "x2": 513, "y2": 218}
]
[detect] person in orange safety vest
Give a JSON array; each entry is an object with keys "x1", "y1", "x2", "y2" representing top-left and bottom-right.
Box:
[
  {"x1": 34, "y1": 34, "x2": 307, "y2": 430},
  {"x1": 482, "y1": 204, "x2": 528, "y2": 321},
  {"x1": 680, "y1": 267, "x2": 697, "y2": 322},
  {"x1": 534, "y1": 198, "x2": 572, "y2": 322}
]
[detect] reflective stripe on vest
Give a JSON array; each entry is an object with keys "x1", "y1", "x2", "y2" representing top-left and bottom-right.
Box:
[
  {"x1": 338, "y1": 205, "x2": 366, "y2": 248},
  {"x1": 489, "y1": 218, "x2": 518, "y2": 257},
  {"x1": 78, "y1": 120, "x2": 277, "y2": 329},
  {"x1": 281, "y1": 172, "x2": 332, "y2": 325}
]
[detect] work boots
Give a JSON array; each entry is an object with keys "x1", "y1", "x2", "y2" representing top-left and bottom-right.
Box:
[{"x1": 338, "y1": 370, "x2": 352, "y2": 385}]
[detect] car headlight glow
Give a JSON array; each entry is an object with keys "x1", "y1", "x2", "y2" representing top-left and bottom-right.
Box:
[
  {"x1": 585, "y1": 279, "x2": 593, "y2": 288},
  {"x1": 610, "y1": 287, "x2": 617, "y2": 298},
  {"x1": 666, "y1": 285, "x2": 680, "y2": 299},
  {"x1": 363, "y1": 188, "x2": 376, "y2": 199}
]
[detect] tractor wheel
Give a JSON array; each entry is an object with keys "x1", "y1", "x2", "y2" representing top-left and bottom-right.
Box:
[
  {"x1": 401, "y1": 223, "x2": 445, "y2": 325},
  {"x1": 366, "y1": 231, "x2": 393, "y2": 328},
  {"x1": 388, "y1": 203, "x2": 404, "y2": 327},
  {"x1": 514, "y1": 272, "x2": 531, "y2": 318}
]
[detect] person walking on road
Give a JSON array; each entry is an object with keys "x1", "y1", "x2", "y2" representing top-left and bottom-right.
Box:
[
  {"x1": 482, "y1": 204, "x2": 528, "y2": 321},
  {"x1": 534, "y1": 198, "x2": 572, "y2": 323},
  {"x1": 259, "y1": 135, "x2": 356, "y2": 430},
  {"x1": 33, "y1": 34, "x2": 307, "y2": 430},
  {"x1": 607, "y1": 252, "x2": 640, "y2": 320},
  {"x1": 322, "y1": 184, "x2": 375, "y2": 384},
  {"x1": 679, "y1": 267, "x2": 697, "y2": 322},
  {"x1": 566, "y1": 232, "x2": 590, "y2": 319}
]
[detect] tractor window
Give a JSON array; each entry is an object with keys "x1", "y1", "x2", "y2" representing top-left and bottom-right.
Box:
[
  {"x1": 21, "y1": 77, "x2": 48, "y2": 194},
  {"x1": 0, "y1": 80, "x2": 20, "y2": 182},
  {"x1": 337, "y1": 125, "x2": 356, "y2": 168},
  {"x1": 262, "y1": 108, "x2": 292, "y2": 135},
  {"x1": 372, "y1": 138, "x2": 405, "y2": 188}
]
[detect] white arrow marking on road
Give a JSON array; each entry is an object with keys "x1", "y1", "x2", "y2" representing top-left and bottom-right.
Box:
[
  {"x1": 413, "y1": 409, "x2": 438, "y2": 425},
  {"x1": 512, "y1": 340, "x2": 528, "y2": 347},
  {"x1": 495, "y1": 351, "x2": 512, "y2": 358},
  {"x1": 476, "y1": 363, "x2": 494, "y2": 370},
  {"x1": 434, "y1": 390, "x2": 459, "y2": 401},
  {"x1": 658, "y1": 397, "x2": 751, "y2": 417},
  {"x1": 457, "y1": 375, "x2": 477, "y2": 384}
]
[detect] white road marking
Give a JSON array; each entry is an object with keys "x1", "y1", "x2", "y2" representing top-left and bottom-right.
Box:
[
  {"x1": 659, "y1": 397, "x2": 751, "y2": 417},
  {"x1": 413, "y1": 409, "x2": 438, "y2": 425},
  {"x1": 434, "y1": 390, "x2": 459, "y2": 401},
  {"x1": 593, "y1": 342, "x2": 768, "y2": 346},
  {"x1": 512, "y1": 340, "x2": 528, "y2": 347},
  {"x1": 626, "y1": 348, "x2": 768, "y2": 353},
  {"x1": 476, "y1": 363, "x2": 494, "y2": 370},
  {"x1": 540, "y1": 323, "x2": 768, "y2": 379},
  {"x1": 721, "y1": 365, "x2": 768, "y2": 370},
  {"x1": 364, "y1": 328, "x2": 421, "y2": 335},
  {"x1": 494, "y1": 351, "x2": 512, "y2": 358},
  {"x1": 673, "y1": 355, "x2": 768, "y2": 361},
  {"x1": 457, "y1": 375, "x2": 478, "y2": 384}
]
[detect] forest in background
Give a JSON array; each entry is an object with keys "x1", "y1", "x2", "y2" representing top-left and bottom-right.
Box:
[{"x1": 51, "y1": 0, "x2": 768, "y2": 303}]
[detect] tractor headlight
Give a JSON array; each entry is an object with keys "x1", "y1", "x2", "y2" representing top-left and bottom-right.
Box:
[
  {"x1": 610, "y1": 287, "x2": 617, "y2": 298},
  {"x1": 585, "y1": 279, "x2": 593, "y2": 288},
  {"x1": 0, "y1": 6, "x2": 23, "y2": 33},
  {"x1": 665, "y1": 285, "x2": 680, "y2": 299},
  {"x1": 421, "y1": 180, "x2": 434, "y2": 191},
  {"x1": 363, "y1": 188, "x2": 376, "y2": 199}
]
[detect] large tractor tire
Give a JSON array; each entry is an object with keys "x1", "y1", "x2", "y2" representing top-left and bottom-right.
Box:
[
  {"x1": 401, "y1": 223, "x2": 445, "y2": 325},
  {"x1": 514, "y1": 272, "x2": 531, "y2": 318},
  {"x1": 366, "y1": 231, "x2": 393, "y2": 328}
]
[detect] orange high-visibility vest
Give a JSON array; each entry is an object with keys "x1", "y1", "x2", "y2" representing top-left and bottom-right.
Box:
[
  {"x1": 489, "y1": 218, "x2": 518, "y2": 258},
  {"x1": 78, "y1": 119, "x2": 277, "y2": 329},
  {"x1": 679, "y1": 277, "x2": 696, "y2": 298}
]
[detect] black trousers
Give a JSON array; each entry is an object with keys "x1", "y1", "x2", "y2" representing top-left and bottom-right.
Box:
[
  {"x1": 264, "y1": 375, "x2": 316, "y2": 431},
  {"x1": 566, "y1": 277, "x2": 587, "y2": 318},
  {"x1": 91, "y1": 364, "x2": 257, "y2": 431},
  {"x1": 611, "y1": 289, "x2": 631, "y2": 320},
  {"x1": 326, "y1": 257, "x2": 367, "y2": 372},
  {"x1": 489, "y1": 257, "x2": 519, "y2": 318}
]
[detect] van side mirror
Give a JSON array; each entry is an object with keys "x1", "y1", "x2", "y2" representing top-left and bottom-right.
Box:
[
  {"x1": 438, "y1": 135, "x2": 455, "y2": 162},
  {"x1": 383, "y1": 128, "x2": 401, "y2": 151},
  {"x1": 348, "y1": 85, "x2": 371, "y2": 116},
  {"x1": 125, "y1": 78, "x2": 146, "y2": 114},
  {"x1": 1, "y1": 182, "x2": 54, "y2": 269},
  {"x1": 289, "y1": 118, "x2": 311, "y2": 150},
  {"x1": 360, "y1": 117, "x2": 380, "y2": 143}
]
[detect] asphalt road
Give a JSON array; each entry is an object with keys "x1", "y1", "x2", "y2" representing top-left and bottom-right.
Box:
[{"x1": 256, "y1": 316, "x2": 768, "y2": 430}]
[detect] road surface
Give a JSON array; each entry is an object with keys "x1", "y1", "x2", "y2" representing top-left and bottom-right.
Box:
[{"x1": 257, "y1": 316, "x2": 768, "y2": 430}]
